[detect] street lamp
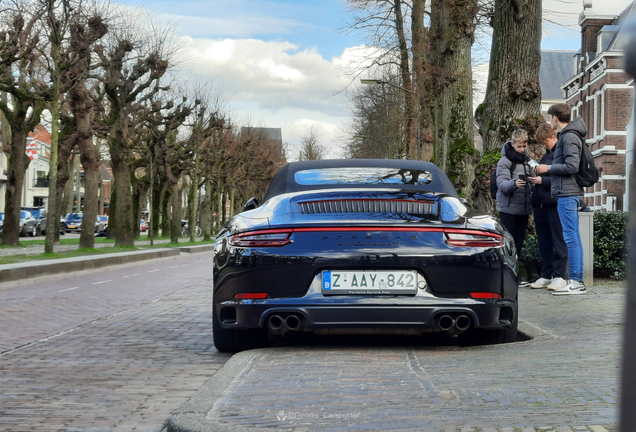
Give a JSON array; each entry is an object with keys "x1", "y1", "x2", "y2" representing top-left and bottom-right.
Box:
[{"x1": 360, "y1": 78, "x2": 421, "y2": 159}]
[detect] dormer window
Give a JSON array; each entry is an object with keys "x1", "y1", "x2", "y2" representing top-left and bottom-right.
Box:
[{"x1": 597, "y1": 25, "x2": 618, "y2": 54}]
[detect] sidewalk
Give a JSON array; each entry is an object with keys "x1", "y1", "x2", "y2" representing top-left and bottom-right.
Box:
[
  {"x1": 0, "y1": 240, "x2": 214, "y2": 283},
  {"x1": 167, "y1": 280, "x2": 624, "y2": 432}
]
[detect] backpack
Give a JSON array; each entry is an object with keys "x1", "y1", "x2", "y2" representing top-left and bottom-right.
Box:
[
  {"x1": 490, "y1": 160, "x2": 516, "y2": 199},
  {"x1": 576, "y1": 140, "x2": 599, "y2": 187},
  {"x1": 562, "y1": 131, "x2": 599, "y2": 188}
]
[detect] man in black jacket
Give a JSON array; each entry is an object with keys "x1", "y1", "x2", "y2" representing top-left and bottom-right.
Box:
[
  {"x1": 535, "y1": 103, "x2": 587, "y2": 295},
  {"x1": 528, "y1": 124, "x2": 568, "y2": 291}
]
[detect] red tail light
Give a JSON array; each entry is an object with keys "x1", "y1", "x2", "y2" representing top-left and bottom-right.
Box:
[
  {"x1": 470, "y1": 292, "x2": 502, "y2": 299},
  {"x1": 234, "y1": 293, "x2": 269, "y2": 299},
  {"x1": 444, "y1": 229, "x2": 504, "y2": 247},
  {"x1": 230, "y1": 229, "x2": 292, "y2": 247}
]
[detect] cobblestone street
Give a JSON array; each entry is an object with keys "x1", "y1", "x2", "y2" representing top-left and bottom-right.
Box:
[
  {"x1": 0, "y1": 253, "x2": 230, "y2": 432},
  {"x1": 175, "y1": 281, "x2": 625, "y2": 432}
]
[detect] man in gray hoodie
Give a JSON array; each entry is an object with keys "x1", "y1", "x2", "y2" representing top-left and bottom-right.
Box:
[{"x1": 535, "y1": 103, "x2": 587, "y2": 295}]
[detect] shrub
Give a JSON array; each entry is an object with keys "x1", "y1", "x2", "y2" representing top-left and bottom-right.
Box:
[{"x1": 593, "y1": 211, "x2": 627, "y2": 277}]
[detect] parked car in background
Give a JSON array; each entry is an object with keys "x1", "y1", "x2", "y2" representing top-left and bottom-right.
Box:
[
  {"x1": 33, "y1": 209, "x2": 66, "y2": 236},
  {"x1": 213, "y1": 159, "x2": 519, "y2": 352},
  {"x1": 0, "y1": 212, "x2": 4, "y2": 237},
  {"x1": 19, "y1": 210, "x2": 37, "y2": 237},
  {"x1": 65, "y1": 213, "x2": 83, "y2": 233},
  {"x1": 99, "y1": 215, "x2": 108, "y2": 229},
  {"x1": 140, "y1": 219, "x2": 148, "y2": 232}
]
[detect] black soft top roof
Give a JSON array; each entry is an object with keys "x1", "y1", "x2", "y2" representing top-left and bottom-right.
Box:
[{"x1": 263, "y1": 159, "x2": 458, "y2": 202}]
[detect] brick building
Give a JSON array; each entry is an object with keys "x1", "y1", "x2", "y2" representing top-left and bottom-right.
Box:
[{"x1": 561, "y1": 1, "x2": 635, "y2": 211}]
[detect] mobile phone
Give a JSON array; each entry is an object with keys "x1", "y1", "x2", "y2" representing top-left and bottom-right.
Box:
[{"x1": 518, "y1": 174, "x2": 527, "y2": 181}]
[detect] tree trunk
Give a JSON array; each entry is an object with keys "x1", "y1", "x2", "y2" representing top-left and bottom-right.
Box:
[
  {"x1": 475, "y1": 0, "x2": 542, "y2": 150},
  {"x1": 202, "y1": 178, "x2": 214, "y2": 240},
  {"x1": 110, "y1": 144, "x2": 134, "y2": 246},
  {"x1": 393, "y1": 0, "x2": 417, "y2": 159},
  {"x1": 62, "y1": 152, "x2": 75, "y2": 217},
  {"x1": 431, "y1": 0, "x2": 480, "y2": 197},
  {"x1": 3, "y1": 129, "x2": 31, "y2": 245},
  {"x1": 107, "y1": 185, "x2": 116, "y2": 239},
  {"x1": 151, "y1": 179, "x2": 162, "y2": 237},
  {"x1": 161, "y1": 183, "x2": 170, "y2": 238},
  {"x1": 473, "y1": 0, "x2": 542, "y2": 212},
  {"x1": 170, "y1": 185, "x2": 181, "y2": 243},
  {"x1": 78, "y1": 145, "x2": 100, "y2": 249}
]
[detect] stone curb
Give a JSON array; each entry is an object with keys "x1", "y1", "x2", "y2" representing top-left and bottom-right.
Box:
[
  {"x1": 0, "y1": 248, "x2": 186, "y2": 283},
  {"x1": 177, "y1": 244, "x2": 215, "y2": 254},
  {"x1": 166, "y1": 350, "x2": 292, "y2": 432}
]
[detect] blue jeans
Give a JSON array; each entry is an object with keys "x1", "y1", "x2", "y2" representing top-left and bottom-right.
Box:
[{"x1": 557, "y1": 196, "x2": 583, "y2": 282}]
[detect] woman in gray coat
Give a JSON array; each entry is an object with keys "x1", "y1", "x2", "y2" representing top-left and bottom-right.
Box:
[{"x1": 496, "y1": 129, "x2": 534, "y2": 263}]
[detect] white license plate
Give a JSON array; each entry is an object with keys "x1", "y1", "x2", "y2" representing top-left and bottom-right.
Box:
[{"x1": 322, "y1": 270, "x2": 418, "y2": 295}]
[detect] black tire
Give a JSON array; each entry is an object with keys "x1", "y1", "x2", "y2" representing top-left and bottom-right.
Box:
[
  {"x1": 36, "y1": 226, "x2": 42, "y2": 236},
  {"x1": 458, "y1": 314, "x2": 518, "y2": 346},
  {"x1": 60, "y1": 230, "x2": 65, "y2": 235},
  {"x1": 213, "y1": 308, "x2": 268, "y2": 352}
]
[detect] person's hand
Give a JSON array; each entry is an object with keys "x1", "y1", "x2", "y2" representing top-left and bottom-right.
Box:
[
  {"x1": 535, "y1": 164, "x2": 550, "y2": 175},
  {"x1": 515, "y1": 179, "x2": 526, "y2": 187},
  {"x1": 529, "y1": 176, "x2": 542, "y2": 185}
]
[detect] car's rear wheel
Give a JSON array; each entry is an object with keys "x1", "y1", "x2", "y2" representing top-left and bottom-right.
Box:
[{"x1": 213, "y1": 308, "x2": 268, "y2": 352}]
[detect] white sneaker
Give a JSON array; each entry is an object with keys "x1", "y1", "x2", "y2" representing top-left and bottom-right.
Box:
[
  {"x1": 552, "y1": 280, "x2": 587, "y2": 296},
  {"x1": 547, "y1": 277, "x2": 567, "y2": 291},
  {"x1": 530, "y1": 277, "x2": 552, "y2": 289}
]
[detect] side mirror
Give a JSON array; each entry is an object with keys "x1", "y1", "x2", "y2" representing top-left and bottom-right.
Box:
[{"x1": 243, "y1": 197, "x2": 260, "y2": 212}]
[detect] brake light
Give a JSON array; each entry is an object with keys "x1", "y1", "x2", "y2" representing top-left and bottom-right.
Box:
[
  {"x1": 234, "y1": 293, "x2": 269, "y2": 299},
  {"x1": 444, "y1": 229, "x2": 504, "y2": 247},
  {"x1": 470, "y1": 292, "x2": 502, "y2": 299},
  {"x1": 229, "y1": 229, "x2": 292, "y2": 247}
]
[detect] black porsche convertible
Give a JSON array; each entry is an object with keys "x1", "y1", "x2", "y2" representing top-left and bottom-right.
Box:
[{"x1": 213, "y1": 159, "x2": 519, "y2": 352}]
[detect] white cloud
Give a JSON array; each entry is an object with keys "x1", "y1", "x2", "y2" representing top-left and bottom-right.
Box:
[{"x1": 177, "y1": 37, "x2": 370, "y2": 159}]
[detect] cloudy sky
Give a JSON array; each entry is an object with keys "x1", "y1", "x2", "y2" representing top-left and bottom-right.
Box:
[{"x1": 130, "y1": 0, "x2": 634, "y2": 160}]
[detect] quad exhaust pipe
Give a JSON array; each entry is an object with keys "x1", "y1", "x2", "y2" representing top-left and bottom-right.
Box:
[
  {"x1": 435, "y1": 314, "x2": 471, "y2": 333},
  {"x1": 267, "y1": 314, "x2": 302, "y2": 334}
]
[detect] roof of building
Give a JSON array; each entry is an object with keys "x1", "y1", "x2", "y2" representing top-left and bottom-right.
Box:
[
  {"x1": 27, "y1": 124, "x2": 51, "y2": 145},
  {"x1": 241, "y1": 127, "x2": 282, "y2": 143},
  {"x1": 541, "y1": 50, "x2": 578, "y2": 100},
  {"x1": 607, "y1": 1, "x2": 636, "y2": 52}
]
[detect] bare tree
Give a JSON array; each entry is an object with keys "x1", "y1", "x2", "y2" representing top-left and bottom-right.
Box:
[
  {"x1": 93, "y1": 13, "x2": 173, "y2": 246},
  {"x1": 299, "y1": 126, "x2": 325, "y2": 161},
  {"x1": 0, "y1": 2, "x2": 46, "y2": 245}
]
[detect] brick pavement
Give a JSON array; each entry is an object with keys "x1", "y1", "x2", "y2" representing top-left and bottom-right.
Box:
[
  {"x1": 0, "y1": 255, "x2": 230, "y2": 432},
  {"x1": 169, "y1": 280, "x2": 624, "y2": 432}
]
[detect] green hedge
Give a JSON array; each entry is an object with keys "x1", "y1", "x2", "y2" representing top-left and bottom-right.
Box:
[
  {"x1": 593, "y1": 211, "x2": 627, "y2": 277},
  {"x1": 519, "y1": 211, "x2": 627, "y2": 279}
]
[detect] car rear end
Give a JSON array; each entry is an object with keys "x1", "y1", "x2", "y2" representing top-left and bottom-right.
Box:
[{"x1": 213, "y1": 191, "x2": 518, "y2": 349}]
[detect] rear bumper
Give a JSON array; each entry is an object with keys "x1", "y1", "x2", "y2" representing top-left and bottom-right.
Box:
[{"x1": 216, "y1": 295, "x2": 516, "y2": 334}]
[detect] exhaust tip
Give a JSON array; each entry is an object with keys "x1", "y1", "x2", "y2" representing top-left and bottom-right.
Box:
[
  {"x1": 285, "y1": 315, "x2": 301, "y2": 331},
  {"x1": 267, "y1": 315, "x2": 284, "y2": 331},
  {"x1": 455, "y1": 315, "x2": 471, "y2": 331},
  {"x1": 438, "y1": 315, "x2": 454, "y2": 331}
]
